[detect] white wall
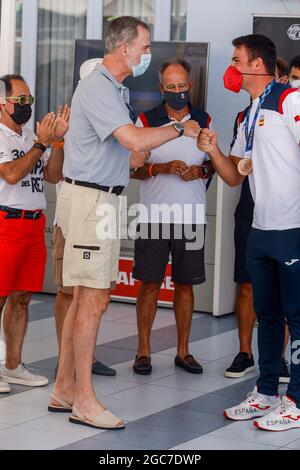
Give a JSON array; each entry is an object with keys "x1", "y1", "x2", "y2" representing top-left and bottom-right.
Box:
[{"x1": 187, "y1": 0, "x2": 300, "y2": 315}]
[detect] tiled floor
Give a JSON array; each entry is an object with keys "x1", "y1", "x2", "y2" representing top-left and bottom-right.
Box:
[{"x1": 0, "y1": 293, "x2": 298, "y2": 450}]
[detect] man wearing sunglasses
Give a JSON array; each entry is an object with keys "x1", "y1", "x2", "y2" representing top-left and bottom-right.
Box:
[{"x1": 0, "y1": 74, "x2": 70, "y2": 394}]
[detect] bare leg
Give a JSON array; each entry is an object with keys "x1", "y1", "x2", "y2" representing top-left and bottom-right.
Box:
[
  {"x1": 173, "y1": 283, "x2": 194, "y2": 359},
  {"x1": 236, "y1": 283, "x2": 256, "y2": 358},
  {"x1": 0, "y1": 297, "x2": 7, "y2": 345},
  {"x1": 4, "y1": 291, "x2": 32, "y2": 369},
  {"x1": 54, "y1": 291, "x2": 73, "y2": 359},
  {"x1": 136, "y1": 282, "x2": 162, "y2": 358},
  {"x1": 55, "y1": 290, "x2": 99, "y2": 365},
  {"x1": 0, "y1": 297, "x2": 7, "y2": 318},
  {"x1": 51, "y1": 287, "x2": 79, "y2": 406},
  {"x1": 73, "y1": 286, "x2": 120, "y2": 421}
]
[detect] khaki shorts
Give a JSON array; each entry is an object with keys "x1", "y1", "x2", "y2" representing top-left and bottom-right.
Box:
[
  {"x1": 57, "y1": 181, "x2": 121, "y2": 289},
  {"x1": 52, "y1": 225, "x2": 74, "y2": 296}
]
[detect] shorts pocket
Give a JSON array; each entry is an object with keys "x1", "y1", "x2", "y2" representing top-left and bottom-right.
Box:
[{"x1": 69, "y1": 243, "x2": 107, "y2": 283}]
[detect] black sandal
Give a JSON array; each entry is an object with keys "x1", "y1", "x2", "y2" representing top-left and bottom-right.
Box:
[
  {"x1": 133, "y1": 355, "x2": 152, "y2": 375},
  {"x1": 175, "y1": 354, "x2": 203, "y2": 374}
]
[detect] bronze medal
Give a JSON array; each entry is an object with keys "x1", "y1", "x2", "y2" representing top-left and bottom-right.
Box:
[{"x1": 238, "y1": 158, "x2": 253, "y2": 176}]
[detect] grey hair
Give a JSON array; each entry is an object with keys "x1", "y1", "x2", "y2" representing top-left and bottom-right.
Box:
[
  {"x1": 158, "y1": 58, "x2": 192, "y2": 83},
  {"x1": 105, "y1": 16, "x2": 149, "y2": 54}
]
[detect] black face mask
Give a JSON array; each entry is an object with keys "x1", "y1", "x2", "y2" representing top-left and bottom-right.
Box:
[
  {"x1": 164, "y1": 90, "x2": 189, "y2": 110},
  {"x1": 9, "y1": 103, "x2": 32, "y2": 125}
]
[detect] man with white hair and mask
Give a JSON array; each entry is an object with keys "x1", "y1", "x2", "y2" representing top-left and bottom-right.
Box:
[{"x1": 51, "y1": 57, "x2": 147, "y2": 379}]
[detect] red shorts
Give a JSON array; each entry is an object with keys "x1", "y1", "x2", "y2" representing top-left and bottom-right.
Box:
[{"x1": 0, "y1": 210, "x2": 47, "y2": 297}]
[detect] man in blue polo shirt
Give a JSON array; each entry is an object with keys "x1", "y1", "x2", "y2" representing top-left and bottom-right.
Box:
[{"x1": 50, "y1": 16, "x2": 200, "y2": 431}]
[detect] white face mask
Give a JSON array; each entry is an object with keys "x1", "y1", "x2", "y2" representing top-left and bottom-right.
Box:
[
  {"x1": 290, "y1": 79, "x2": 300, "y2": 90},
  {"x1": 127, "y1": 48, "x2": 152, "y2": 78}
]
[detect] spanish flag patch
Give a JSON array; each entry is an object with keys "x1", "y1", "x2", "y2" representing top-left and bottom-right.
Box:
[
  {"x1": 294, "y1": 115, "x2": 300, "y2": 123},
  {"x1": 258, "y1": 116, "x2": 265, "y2": 126}
]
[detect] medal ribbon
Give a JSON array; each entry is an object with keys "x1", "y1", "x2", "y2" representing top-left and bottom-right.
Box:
[{"x1": 244, "y1": 80, "x2": 275, "y2": 157}]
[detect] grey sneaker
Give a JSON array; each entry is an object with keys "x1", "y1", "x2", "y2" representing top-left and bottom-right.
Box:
[
  {"x1": 0, "y1": 379, "x2": 11, "y2": 394},
  {"x1": 2, "y1": 364, "x2": 49, "y2": 387}
]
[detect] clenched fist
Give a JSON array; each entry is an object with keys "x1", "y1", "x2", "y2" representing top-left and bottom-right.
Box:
[
  {"x1": 197, "y1": 128, "x2": 218, "y2": 154},
  {"x1": 183, "y1": 120, "x2": 201, "y2": 139}
]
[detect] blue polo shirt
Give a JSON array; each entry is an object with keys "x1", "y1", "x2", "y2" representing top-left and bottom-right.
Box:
[{"x1": 63, "y1": 63, "x2": 133, "y2": 187}]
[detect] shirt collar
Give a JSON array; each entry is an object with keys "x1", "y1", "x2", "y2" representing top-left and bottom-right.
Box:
[
  {"x1": 95, "y1": 63, "x2": 125, "y2": 90},
  {"x1": 0, "y1": 122, "x2": 27, "y2": 139},
  {"x1": 157, "y1": 102, "x2": 191, "y2": 122},
  {"x1": 95, "y1": 63, "x2": 130, "y2": 102}
]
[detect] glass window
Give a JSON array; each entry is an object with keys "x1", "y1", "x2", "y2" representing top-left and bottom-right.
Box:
[
  {"x1": 103, "y1": 0, "x2": 154, "y2": 39},
  {"x1": 14, "y1": 0, "x2": 23, "y2": 74},
  {"x1": 35, "y1": 0, "x2": 87, "y2": 121},
  {"x1": 171, "y1": 0, "x2": 187, "y2": 41}
]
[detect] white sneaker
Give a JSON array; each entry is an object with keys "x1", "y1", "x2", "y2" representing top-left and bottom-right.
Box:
[
  {"x1": 224, "y1": 387, "x2": 281, "y2": 421},
  {"x1": 0, "y1": 379, "x2": 11, "y2": 394},
  {"x1": 1, "y1": 364, "x2": 49, "y2": 387},
  {"x1": 254, "y1": 396, "x2": 300, "y2": 431}
]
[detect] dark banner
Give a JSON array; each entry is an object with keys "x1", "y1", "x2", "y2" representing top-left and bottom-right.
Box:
[
  {"x1": 253, "y1": 16, "x2": 300, "y2": 63},
  {"x1": 73, "y1": 40, "x2": 209, "y2": 116}
]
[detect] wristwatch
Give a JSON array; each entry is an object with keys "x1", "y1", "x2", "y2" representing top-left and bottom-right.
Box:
[{"x1": 172, "y1": 122, "x2": 184, "y2": 137}]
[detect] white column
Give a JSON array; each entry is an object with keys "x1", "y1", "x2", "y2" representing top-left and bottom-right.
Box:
[
  {"x1": 87, "y1": 0, "x2": 103, "y2": 39},
  {"x1": 154, "y1": 0, "x2": 172, "y2": 41},
  {"x1": 0, "y1": 0, "x2": 17, "y2": 76},
  {"x1": 20, "y1": 0, "x2": 38, "y2": 127}
]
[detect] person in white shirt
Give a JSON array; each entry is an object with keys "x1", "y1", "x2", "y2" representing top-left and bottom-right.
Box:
[
  {"x1": 0, "y1": 74, "x2": 69, "y2": 394},
  {"x1": 198, "y1": 34, "x2": 300, "y2": 432},
  {"x1": 131, "y1": 59, "x2": 214, "y2": 376}
]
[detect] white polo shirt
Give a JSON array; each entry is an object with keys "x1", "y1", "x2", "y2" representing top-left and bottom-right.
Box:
[
  {"x1": 136, "y1": 109, "x2": 210, "y2": 225},
  {"x1": 231, "y1": 87, "x2": 300, "y2": 231},
  {"x1": 0, "y1": 123, "x2": 49, "y2": 210}
]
